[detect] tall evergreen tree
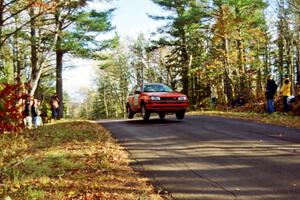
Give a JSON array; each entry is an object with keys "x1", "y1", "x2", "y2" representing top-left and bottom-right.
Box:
[
  {"x1": 53, "y1": 0, "x2": 114, "y2": 118},
  {"x1": 149, "y1": 0, "x2": 207, "y2": 98}
]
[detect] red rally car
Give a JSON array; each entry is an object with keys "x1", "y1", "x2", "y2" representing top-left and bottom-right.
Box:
[{"x1": 126, "y1": 83, "x2": 189, "y2": 121}]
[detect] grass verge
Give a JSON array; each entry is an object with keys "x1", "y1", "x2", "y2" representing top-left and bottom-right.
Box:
[
  {"x1": 0, "y1": 121, "x2": 163, "y2": 200},
  {"x1": 189, "y1": 110, "x2": 300, "y2": 129}
]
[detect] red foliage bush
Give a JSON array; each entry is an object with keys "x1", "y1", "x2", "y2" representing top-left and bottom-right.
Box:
[{"x1": 0, "y1": 83, "x2": 28, "y2": 134}]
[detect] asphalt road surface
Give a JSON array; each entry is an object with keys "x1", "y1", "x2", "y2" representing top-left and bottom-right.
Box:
[{"x1": 99, "y1": 115, "x2": 300, "y2": 200}]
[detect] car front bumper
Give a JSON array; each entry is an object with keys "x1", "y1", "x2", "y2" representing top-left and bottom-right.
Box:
[{"x1": 145, "y1": 100, "x2": 189, "y2": 112}]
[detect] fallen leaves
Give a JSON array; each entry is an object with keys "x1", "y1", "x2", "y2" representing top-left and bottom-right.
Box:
[{"x1": 0, "y1": 121, "x2": 162, "y2": 200}]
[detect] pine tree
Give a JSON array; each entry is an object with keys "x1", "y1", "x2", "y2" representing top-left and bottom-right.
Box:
[
  {"x1": 150, "y1": 0, "x2": 207, "y2": 98},
  {"x1": 53, "y1": 0, "x2": 114, "y2": 118}
]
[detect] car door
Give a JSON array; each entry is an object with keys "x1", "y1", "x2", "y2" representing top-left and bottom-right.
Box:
[
  {"x1": 132, "y1": 85, "x2": 141, "y2": 112},
  {"x1": 127, "y1": 86, "x2": 135, "y2": 110}
]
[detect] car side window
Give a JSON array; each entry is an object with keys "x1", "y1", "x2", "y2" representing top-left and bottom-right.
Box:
[
  {"x1": 144, "y1": 85, "x2": 155, "y2": 92},
  {"x1": 135, "y1": 85, "x2": 141, "y2": 94}
]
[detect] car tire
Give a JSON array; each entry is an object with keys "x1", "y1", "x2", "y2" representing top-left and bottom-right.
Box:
[
  {"x1": 176, "y1": 111, "x2": 185, "y2": 120},
  {"x1": 141, "y1": 103, "x2": 150, "y2": 121},
  {"x1": 158, "y1": 112, "x2": 166, "y2": 119},
  {"x1": 127, "y1": 105, "x2": 134, "y2": 119}
]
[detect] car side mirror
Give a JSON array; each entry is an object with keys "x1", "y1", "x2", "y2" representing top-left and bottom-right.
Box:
[{"x1": 134, "y1": 91, "x2": 141, "y2": 94}]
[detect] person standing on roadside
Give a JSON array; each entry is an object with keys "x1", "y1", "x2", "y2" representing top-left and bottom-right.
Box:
[
  {"x1": 280, "y1": 75, "x2": 291, "y2": 112},
  {"x1": 50, "y1": 95, "x2": 60, "y2": 121},
  {"x1": 32, "y1": 99, "x2": 41, "y2": 128},
  {"x1": 23, "y1": 96, "x2": 33, "y2": 129},
  {"x1": 265, "y1": 75, "x2": 278, "y2": 114}
]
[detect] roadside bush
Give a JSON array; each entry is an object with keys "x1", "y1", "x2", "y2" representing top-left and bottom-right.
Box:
[{"x1": 0, "y1": 83, "x2": 27, "y2": 134}]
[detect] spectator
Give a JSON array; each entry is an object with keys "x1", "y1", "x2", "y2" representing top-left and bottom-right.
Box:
[
  {"x1": 32, "y1": 99, "x2": 41, "y2": 128},
  {"x1": 280, "y1": 75, "x2": 291, "y2": 112},
  {"x1": 265, "y1": 75, "x2": 277, "y2": 114},
  {"x1": 50, "y1": 95, "x2": 60, "y2": 121},
  {"x1": 23, "y1": 96, "x2": 33, "y2": 129}
]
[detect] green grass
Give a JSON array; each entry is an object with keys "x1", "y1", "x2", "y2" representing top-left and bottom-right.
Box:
[
  {"x1": 0, "y1": 121, "x2": 162, "y2": 200},
  {"x1": 189, "y1": 110, "x2": 300, "y2": 129}
]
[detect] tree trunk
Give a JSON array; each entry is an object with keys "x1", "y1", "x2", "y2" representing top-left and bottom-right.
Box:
[
  {"x1": 0, "y1": 0, "x2": 3, "y2": 44},
  {"x1": 181, "y1": 39, "x2": 189, "y2": 97},
  {"x1": 263, "y1": 35, "x2": 270, "y2": 78},
  {"x1": 30, "y1": 7, "x2": 39, "y2": 97},
  {"x1": 236, "y1": 37, "x2": 243, "y2": 96},
  {"x1": 0, "y1": 0, "x2": 4, "y2": 68},
  {"x1": 195, "y1": 75, "x2": 201, "y2": 106},
  {"x1": 295, "y1": 22, "x2": 300, "y2": 94},
  {"x1": 297, "y1": 44, "x2": 300, "y2": 87},
  {"x1": 256, "y1": 69, "x2": 263, "y2": 98},
  {"x1": 237, "y1": 30, "x2": 245, "y2": 75},
  {"x1": 13, "y1": 16, "x2": 22, "y2": 79},
  {"x1": 103, "y1": 88, "x2": 108, "y2": 118},
  {"x1": 297, "y1": 15, "x2": 300, "y2": 88},
  {"x1": 56, "y1": 36, "x2": 64, "y2": 119},
  {"x1": 55, "y1": 7, "x2": 64, "y2": 119},
  {"x1": 167, "y1": 65, "x2": 175, "y2": 89},
  {"x1": 217, "y1": 75, "x2": 225, "y2": 104},
  {"x1": 223, "y1": 34, "x2": 233, "y2": 104},
  {"x1": 278, "y1": 0, "x2": 285, "y2": 83},
  {"x1": 289, "y1": 36, "x2": 295, "y2": 95},
  {"x1": 224, "y1": 69, "x2": 233, "y2": 105},
  {"x1": 188, "y1": 54, "x2": 195, "y2": 103},
  {"x1": 28, "y1": 1, "x2": 59, "y2": 97},
  {"x1": 278, "y1": 33, "x2": 284, "y2": 82}
]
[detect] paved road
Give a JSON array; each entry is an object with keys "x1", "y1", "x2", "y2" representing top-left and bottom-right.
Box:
[{"x1": 99, "y1": 115, "x2": 300, "y2": 200}]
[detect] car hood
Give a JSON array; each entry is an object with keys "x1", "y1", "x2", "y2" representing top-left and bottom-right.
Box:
[{"x1": 144, "y1": 92, "x2": 187, "y2": 97}]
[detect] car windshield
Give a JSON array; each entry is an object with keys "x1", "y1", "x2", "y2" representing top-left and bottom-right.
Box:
[{"x1": 143, "y1": 84, "x2": 173, "y2": 92}]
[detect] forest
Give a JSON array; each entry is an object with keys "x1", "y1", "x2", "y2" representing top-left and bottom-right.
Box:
[{"x1": 1, "y1": 0, "x2": 300, "y2": 128}]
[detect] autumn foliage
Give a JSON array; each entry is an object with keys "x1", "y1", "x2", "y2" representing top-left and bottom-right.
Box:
[
  {"x1": 0, "y1": 83, "x2": 27, "y2": 134},
  {"x1": 1, "y1": 121, "x2": 162, "y2": 200}
]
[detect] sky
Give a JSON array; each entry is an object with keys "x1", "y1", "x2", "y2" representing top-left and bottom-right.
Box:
[
  {"x1": 64, "y1": 0, "x2": 165, "y2": 102},
  {"x1": 112, "y1": 0, "x2": 165, "y2": 37}
]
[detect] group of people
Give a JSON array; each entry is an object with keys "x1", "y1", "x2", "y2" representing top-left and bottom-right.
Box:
[
  {"x1": 22, "y1": 97, "x2": 42, "y2": 129},
  {"x1": 19, "y1": 94, "x2": 60, "y2": 129},
  {"x1": 265, "y1": 74, "x2": 292, "y2": 114}
]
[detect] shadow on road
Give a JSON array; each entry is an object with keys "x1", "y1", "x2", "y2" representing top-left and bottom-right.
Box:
[
  {"x1": 125, "y1": 118, "x2": 182, "y2": 125},
  {"x1": 99, "y1": 115, "x2": 300, "y2": 200}
]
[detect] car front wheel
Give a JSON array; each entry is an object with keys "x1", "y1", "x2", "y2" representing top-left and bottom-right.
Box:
[
  {"x1": 127, "y1": 105, "x2": 134, "y2": 119},
  {"x1": 176, "y1": 111, "x2": 185, "y2": 120},
  {"x1": 141, "y1": 103, "x2": 150, "y2": 121},
  {"x1": 158, "y1": 112, "x2": 166, "y2": 119}
]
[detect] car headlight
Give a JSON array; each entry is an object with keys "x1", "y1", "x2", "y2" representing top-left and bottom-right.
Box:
[
  {"x1": 150, "y1": 96, "x2": 160, "y2": 100},
  {"x1": 178, "y1": 96, "x2": 187, "y2": 101}
]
